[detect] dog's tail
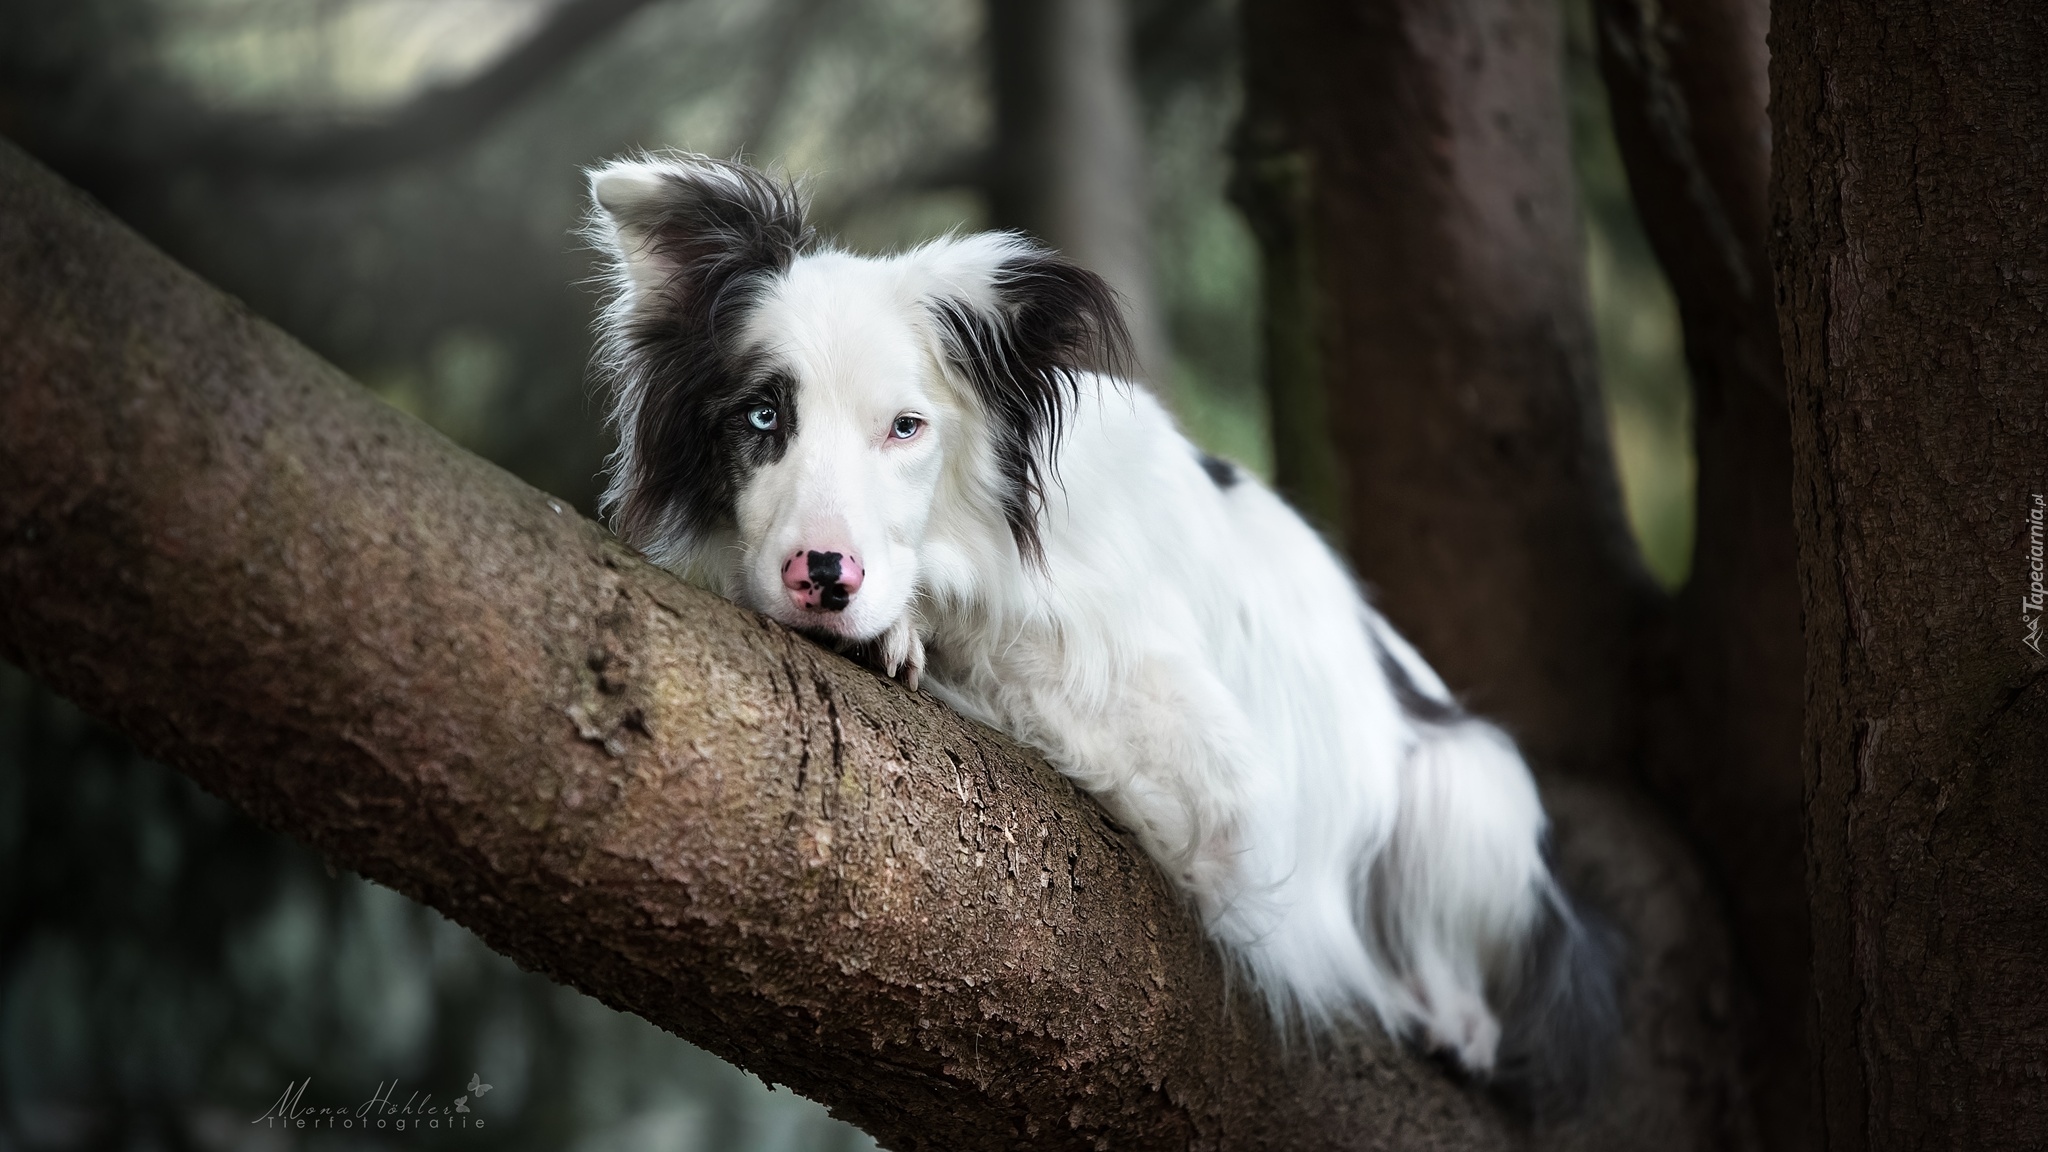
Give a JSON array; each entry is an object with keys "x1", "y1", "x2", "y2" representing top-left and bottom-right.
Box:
[
  {"x1": 1375, "y1": 714, "x2": 1622, "y2": 1120},
  {"x1": 1491, "y1": 872, "x2": 1624, "y2": 1120}
]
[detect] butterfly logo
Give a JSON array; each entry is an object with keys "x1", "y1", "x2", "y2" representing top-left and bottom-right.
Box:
[{"x1": 454, "y1": 1073, "x2": 492, "y2": 1113}]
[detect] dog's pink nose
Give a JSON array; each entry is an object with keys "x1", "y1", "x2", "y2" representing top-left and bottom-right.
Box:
[{"x1": 782, "y1": 549, "x2": 864, "y2": 612}]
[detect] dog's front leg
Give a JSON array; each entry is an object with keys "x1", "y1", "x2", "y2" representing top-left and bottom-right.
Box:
[
  {"x1": 1009, "y1": 655, "x2": 1262, "y2": 917},
  {"x1": 869, "y1": 613, "x2": 926, "y2": 691}
]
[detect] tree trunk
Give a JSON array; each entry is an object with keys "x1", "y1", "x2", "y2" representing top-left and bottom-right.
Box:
[
  {"x1": 1238, "y1": 0, "x2": 1815, "y2": 1144},
  {"x1": 1238, "y1": 0, "x2": 1658, "y2": 786},
  {"x1": 987, "y1": 0, "x2": 1170, "y2": 390},
  {"x1": 1594, "y1": 0, "x2": 1809, "y2": 1145},
  {"x1": 1772, "y1": 2, "x2": 2048, "y2": 1149},
  {"x1": 0, "y1": 137, "x2": 1750, "y2": 1149}
]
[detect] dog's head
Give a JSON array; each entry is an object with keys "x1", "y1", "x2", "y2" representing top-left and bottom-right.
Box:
[{"x1": 585, "y1": 153, "x2": 1131, "y2": 645}]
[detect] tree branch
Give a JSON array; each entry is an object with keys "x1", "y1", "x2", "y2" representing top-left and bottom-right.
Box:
[
  {"x1": 1592, "y1": 3, "x2": 1808, "y2": 1145},
  {"x1": 0, "y1": 138, "x2": 1746, "y2": 1150},
  {"x1": 37, "y1": 0, "x2": 662, "y2": 179}
]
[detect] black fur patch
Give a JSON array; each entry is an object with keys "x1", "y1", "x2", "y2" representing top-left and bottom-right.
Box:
[
  {"x1": 1199, "y1": 453, "x2": 1240, "y2": 490},
  {"x1": 596, "y1": 161, "x2": 813, "y2": 550},
  {"x1": 1373, "y1": 634, "x2": 1465, "y2": 725},
  {"x1": 931, "y1": 248, "x2": 1134, "y2": 564},
  {"x1": 1490, "y1": 869, "x2": 1625, "y2": 1123}
]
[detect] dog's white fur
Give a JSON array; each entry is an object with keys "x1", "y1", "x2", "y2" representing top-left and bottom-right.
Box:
[{"x1": 584, "y1": 154, "x2": 1609, "y2": 1085}]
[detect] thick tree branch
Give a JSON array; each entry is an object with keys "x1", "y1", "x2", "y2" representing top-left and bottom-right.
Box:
[
  {"x1": 0, "y1": 138, "x2": 1745, "y2": 1150},
  {"x1": 1593, "y1": 1, "x2": 1808, "y2": 1146}
]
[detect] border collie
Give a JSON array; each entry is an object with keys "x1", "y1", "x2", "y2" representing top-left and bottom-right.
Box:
[{"x1": 583, "y1": 153, "x2": 1617, "y2": 1108}]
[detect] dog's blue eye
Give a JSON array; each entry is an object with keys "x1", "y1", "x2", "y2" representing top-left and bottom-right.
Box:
[
  {"x1": 892, "y1": 415, "x2": 922, "y2": 440},
  {"x1": 747, "y1": 405, "x2": 778, "y2": 432}
]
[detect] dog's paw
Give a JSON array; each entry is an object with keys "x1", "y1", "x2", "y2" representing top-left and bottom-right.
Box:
[
  {"x1": 843, "y1": 617, "x2": 925, "y2": 691},
  {"x1": 1419, "y1": 988, "x2": 1502, "y2": 1076},
  {"x1": 875, "y1": 616, "x2": 926, "y2": 691}
]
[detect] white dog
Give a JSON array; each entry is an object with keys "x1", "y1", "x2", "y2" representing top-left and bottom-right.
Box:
[{"x1": 584, "y1": 153, "x2": 1616, "y2": 1109}]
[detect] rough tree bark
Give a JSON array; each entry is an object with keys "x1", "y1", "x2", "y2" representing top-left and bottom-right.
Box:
[
  {"x1": 1237, "y1": 0, "x2": 1658, "y2": 786},
  {"x1": 1772, "y1": 2, "x2": 2048, "y2": 1149},
  {"x1": 1594, "y1": 0, "x2": 1809, "y2": 1146},
  {"x1": 0, "y1": 138, "x2": 1748, "y2": 1147}
]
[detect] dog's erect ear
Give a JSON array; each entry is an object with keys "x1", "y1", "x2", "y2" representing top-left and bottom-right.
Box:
[
  {"x1": 587, "y1": 153, "x2": 811, "y2": 315},
  {"x1": 925, "y1": 236, "x2": 1135, "y2": 564},
  {"x1": 584, "y1": 154, "x2": 811, "y2": 556}
]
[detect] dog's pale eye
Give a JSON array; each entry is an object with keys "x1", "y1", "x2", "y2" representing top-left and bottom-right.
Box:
[
  {"x1": 747, "y1": 404, "x2": 779, "y2": 432},
  {"x1": 892, "y1": 415, "x2": 923, "y2": 440}
]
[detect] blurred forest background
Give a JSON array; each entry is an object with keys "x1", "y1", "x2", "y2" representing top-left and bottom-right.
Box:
[{"x1": 0, "y1": 0, "x2": 1692, "y2": 1148}]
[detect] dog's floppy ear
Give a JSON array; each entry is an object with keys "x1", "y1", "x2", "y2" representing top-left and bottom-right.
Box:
[
  {"x1": 925, "y1": 236, "x2": 1135, "y2": 564},
  {"x1": 585, "y1": 154, "x2": 811, "y2": 555}
]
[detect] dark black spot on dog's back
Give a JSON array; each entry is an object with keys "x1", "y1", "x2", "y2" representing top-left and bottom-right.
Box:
[{"x1": 1199, "y1": 453, "x2": 1239, "y2": 490}]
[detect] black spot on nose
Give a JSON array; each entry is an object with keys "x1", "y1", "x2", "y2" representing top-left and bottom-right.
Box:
[{"x1": 808, "y1": 551, "x2": 850, "y2": 611}]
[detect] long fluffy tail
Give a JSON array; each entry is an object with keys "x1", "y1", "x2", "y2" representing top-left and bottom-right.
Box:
[
  {"x1": 1374, "y1": 717, "x2": 1622, "y2": 1117},
  {"x1": 1493, "y1": 878, "x2": 1624, "y2": 1119}
]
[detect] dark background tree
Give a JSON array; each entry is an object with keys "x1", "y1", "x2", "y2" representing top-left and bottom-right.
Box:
[
  {"x1": 1773, "y1": 1, "x2": 2048, "y2": 1149},
  {"x1": 1590, "y1": 0, "x2": 1809, "y2": 1145},
  {"x1": 986, "y1": 0, "x2": 1168, "y2": 385},
  {"x1": 0, "y1": 0, "x2": 1931, "y2": 1146},
  {"x1": 1235, "y1": 0, "x2": 1799, "y2": 1147}
]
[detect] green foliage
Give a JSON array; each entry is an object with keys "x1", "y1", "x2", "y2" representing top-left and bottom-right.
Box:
[{"x1": 1564, "y1": 0, "x2": 1697, "y2": 589}]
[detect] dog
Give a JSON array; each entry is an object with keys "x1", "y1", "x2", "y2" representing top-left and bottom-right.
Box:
[{"x1": 583, "y1": 152, "x2": 1617, "y2": 1110}]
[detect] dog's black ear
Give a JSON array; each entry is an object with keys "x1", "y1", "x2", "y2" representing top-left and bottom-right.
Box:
[
  {"x1": 928, "y1": 241, "x2": 1135, "y2": 564},
  {"x1": 585, "y1": 155, "x2": 811, "y2": 554}
]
